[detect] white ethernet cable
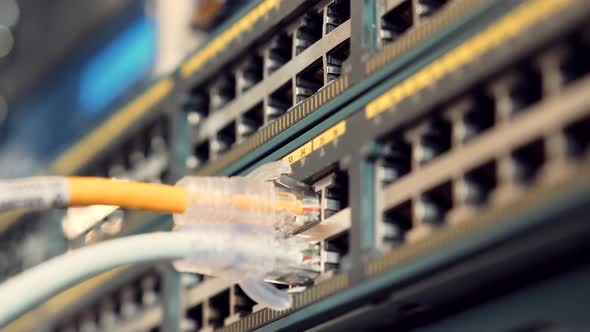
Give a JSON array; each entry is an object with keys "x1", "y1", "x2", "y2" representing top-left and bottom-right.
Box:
[
  {"x1": 0, "y1": 222, "x2": 311, "y2": 327},
  {"x1": 0, "y1": 176, "x2": 69, "y2": 212}
]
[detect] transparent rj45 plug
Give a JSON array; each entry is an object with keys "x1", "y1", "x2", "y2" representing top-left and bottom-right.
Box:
[
  {"x1": 173, "y1": 160, "x2": 320, "y2": 236},
  {"x1": 172, "y1": 222, "x2": 319, "y2": 310},
  {"x1": 172, "y1": 161, "x2": 322, "y2": 310}
]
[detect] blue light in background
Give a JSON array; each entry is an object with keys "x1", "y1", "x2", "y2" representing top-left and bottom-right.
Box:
[{"x1": 79, "y1": 15, "x2": 156, "y2": 113}]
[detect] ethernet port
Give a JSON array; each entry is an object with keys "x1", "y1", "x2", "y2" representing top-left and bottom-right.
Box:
[
  {"x1": 296, "y1": 58, "x2": 324, "y2": 103},
  {"x1": 462, "y1": 161, "x2": 497, "y2": 206},
  {"x1": 78, "y1": 311, "x2": 98, "y2": 332},
  {"x1": 510, "y1": 139, "x2": 546, "y2": 184},
  {"x1": 112, "y1": 290, "x2": 123, "y2": 317},
  {"x1": 184, "y1": 85, "x2": 210, "y2": 126},
  {"x1": 326, "y1": 0, "x2": 350, "y2": 33},
  {"x1": 239, "y1": 53, "x2": 263, "y2": 93},
  {"x1": 208, "y1": 289, "x2": 230, "y2": 328},
  {"x1": 54, "y1": 322, "x2": 75, "y2": 332},
  {"x1": 120, "y1": 285, "x2": 139, "y2": 318},
  {"x1": 187, "y1": 140, "x2": 210, "y2": 170},
  {"x1": 383, "y1": 200, "x2": 413, "y2": 245},
  {"x1": 211, "y1": 74, "x2": 236, "y2": 110},
  {"x1": 267, "y1": 81, "x2": 293, "y2": 120},
  {"x1": 418, "y1": 181, "x2": 453, "y2": 225},
  {"x1": 186, "y1": 303, "x2": 203, "y2": 331},
  {"x1": 122, "y1": 141, "x2": 137, "y2": 170},
  {"x1": 108, "y1": 156, "x2": 127, "y2": 179},
  {"x1": 378, "y1": 136, "x2": 412, "y2": 187},
  {"x1": 507, "y1": 67, "x2": 543, "y2": 116},
  {"x1": 417, "y1": 118, "x2": 452, "y2": 165},
  {"x1": 98, "y1": 298, "x2": 117, "y2": 329},
  {"x1": 141, "y1": 274, "x2": 161, "y2": 307},
  {"x1": 380, "y1": 0, "x2": 413, "y2": 47},
  {"x1": 461, "y1": 93, "x2": 495, "y2": 143},
  {"x1": 564, "y1": 115, "x2": 590, "y2": 158},
  {"x1": 213, "y1": 122, "x2": 237, "y2": 156},
  {"x1": 131, "y1": 278, "x2": 147, "y2": 309},
  {"x1": 327, "y1": 39, "x2": 351, "y2": 82},
  {"x1": 324, "y1": 230, "x2": 350, "y2": 272},
  {"x1": 234, "y1": 286, "x2": 256, "y2": 315},
  {"x1": 559, "y1": 38, "x2": 590, "y2": 85},
  {"x1": 239, "y1": 103, "x2": 264, "y2": 140},
  {"x1": 417, "y1": 0, "x2": 449, "y2": 18},
  {"x1": 295, "y1": 11, "x2": 322, "y2": 54},
  {"x1": 267, "y1": 32, "x2": 292, "y2": 75},
  {"x1": 135, "y1": 128, "x2": 151, "y2": 161},
  {"x1": 148, "y1": 119, "x2": 169, "y2": 154},
  {"x1": 325, "y1": 171, "x2": 349, "y2": 217}
]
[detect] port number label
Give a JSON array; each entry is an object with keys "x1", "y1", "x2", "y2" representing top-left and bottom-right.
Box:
[
  {"x1": 283, "y1": 121, "x2": 347, "y2": 164},
  {"x1": 283, "y1": 142, "x2": 313, "y2": 164},
  {"x1": 313, "y1": 121, "x2": 346, "y2": 151}
]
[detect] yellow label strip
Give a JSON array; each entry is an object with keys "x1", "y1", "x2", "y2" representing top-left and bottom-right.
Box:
[
  {"x1": 365, "y1": 0, "x2": 572, "y2": 119},
  {"x1": 313, "y1": 121, "x2": 346, "y2": 151},
  {"x1": 283, "y1": 121, "x2": 347, "y2": 164},
  {"x1": 283, "y1": 141, "x2": 313, "y2": 164},
  {"x1": 181, "y1": 0, "x2": 280, "y2": 77}
]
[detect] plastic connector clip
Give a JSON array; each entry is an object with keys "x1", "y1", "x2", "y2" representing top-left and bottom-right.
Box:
[
  {"x1": 172, "y1": 222, "x2": 315, "y2": 310},
  {"x1": 173, "y1": 160, "x2": 320, "y2": 236}
]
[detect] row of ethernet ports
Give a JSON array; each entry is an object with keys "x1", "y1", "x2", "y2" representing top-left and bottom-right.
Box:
[
  {"x1": 183, "y1": 0, "x2": 462, "y2": 171},
  {"x1": 375, "y1": 26, "x2": 590, "y2": 249},
  {"x1": 81, "y1": 115, "x2": 171, "y2": 183},
  {"x1": 183, "y1": 0, "x2": 350, "y2": 121},
  {"x1": 186, "y1": 39, "x2": 351, "y2": 170},
  {"x1": 54, "y1": 270, "x2": 164, "y2": 332}
]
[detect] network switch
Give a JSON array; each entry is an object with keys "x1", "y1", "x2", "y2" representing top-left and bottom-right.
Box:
[{"x1": 3, "y1": 0, "x2": 590, "y2": 331}]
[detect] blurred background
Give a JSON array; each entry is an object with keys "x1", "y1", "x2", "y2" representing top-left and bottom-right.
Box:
[{"x1": 0, "y1": 0, "x2": 245, "y2": 177}]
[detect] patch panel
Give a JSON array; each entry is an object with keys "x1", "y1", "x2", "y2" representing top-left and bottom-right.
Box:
[
  {"x1": 6, "y1": 1, "x2": 590, "y2": 332},
  {"x1": 212, "y1": 2, "x2": 590, "y2": 330}
]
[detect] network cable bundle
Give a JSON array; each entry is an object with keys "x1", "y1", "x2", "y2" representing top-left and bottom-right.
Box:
[
  {"x1": 3, "y1": 0, "x2": 590, "y2": 331},
  {"x1": 0, "y1": 161, "x2": 318, "y2": 326}
]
